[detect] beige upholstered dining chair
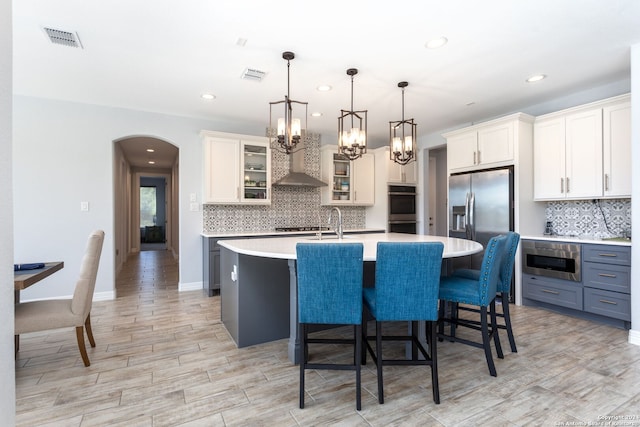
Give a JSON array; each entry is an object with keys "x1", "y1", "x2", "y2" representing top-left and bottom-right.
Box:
[{"x1": 15, "y1": 230, "x2": 105, "y2": 367}]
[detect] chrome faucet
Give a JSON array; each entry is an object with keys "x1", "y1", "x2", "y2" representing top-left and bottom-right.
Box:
[{"x1": 328, "y1": 207, "x2": 343, "y2": 239}]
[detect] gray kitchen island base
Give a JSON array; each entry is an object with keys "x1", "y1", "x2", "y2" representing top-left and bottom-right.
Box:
[{"x1": 220, "y1": 247, "x2": 292, "y2": 350}]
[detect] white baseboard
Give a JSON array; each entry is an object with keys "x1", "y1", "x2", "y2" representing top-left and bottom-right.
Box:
[
  {"x1": 628, "y1": 329, "x2": 640, "y2": 346},
  {"x1": 179, "y1": 281, "x2": 203, "y2": 292},
  {"x1": 93, "y1": 291, "x2": 115, "y2": 301}
]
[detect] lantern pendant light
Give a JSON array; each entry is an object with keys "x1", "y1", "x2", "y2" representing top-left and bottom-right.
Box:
[
  {"x1": 269, "y1": 51, "x2": 308, "y2": 154},
  {"x1": 337, "y1": 68, "x2": 367, "y2": 160},
  {"x1": 389, "y1": 81, "x2": 416, "y2": 165}
]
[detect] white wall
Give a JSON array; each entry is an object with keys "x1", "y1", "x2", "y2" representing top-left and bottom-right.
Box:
[
  {"x1": 12, "y1": 96, "x2": 261, "y2": 300},
  {"x1": 630, "y1": 42, "x2": 640, "y2": 345},
  {"x1": 0, "y1": 0, "x2": 15, "y2": 422}
]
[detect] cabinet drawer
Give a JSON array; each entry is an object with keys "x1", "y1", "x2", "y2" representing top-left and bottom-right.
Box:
[
  {"x1": 582, "y1": 244, "x2": 630, "y2": 266},
  {"x1": 584, "y1": 287, "x2": 630, "y2": 321},
  {"x1": 523, "y1": 275, "x2": 582, "y2": 310},
  {"x1": 583, "y1": 263, "x2": 630, "y2": 293}
]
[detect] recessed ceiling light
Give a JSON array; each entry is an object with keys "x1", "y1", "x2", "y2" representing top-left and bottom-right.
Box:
[
  {"x1": 466, "y1": 101, "x2": 476, "y2": 107},
  {"x1": 526, "y1": 74, "x2": 546, "y2": 83},
  {"x1": 201, "y1": 93, "x2": 216, "y2": 100},
  {"x1": 316, "y1": 85, "x2": 332, "y2": 92},
  {"x1": 311, "y1": 112, "x2": 323, "y2": 117},
  {"x1": 148, "y1": 160, "x2": 155, "y2": 165},
  {"x1": 236, "y1": 38, "x2": 247, "y2": 47},
  {"x1": 425, "y1": 36, "x2": 448, "y2": 49},
  {"x1": 146, "y1": 148, "x2": 155, "y2": 153}
]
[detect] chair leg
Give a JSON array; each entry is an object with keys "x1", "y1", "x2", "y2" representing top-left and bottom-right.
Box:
[
  {"x1": 376, "y1": 321, "x2": 384, "y2": 404},
  {"x1": 501, "y1": 292, "x2": 517, "y2": 352},
  {"x1": 299, "y1": 323, "x2": 306, "y2": 409},
  {"x1": 437, "y1": 301, "x2": 445, "y2": 342},
  {"x1": 75, "y1": 326, "x2": 91, "y2": 367},
  {"x1": 427, "y1": 321, "x2": 440, "y2": 404},
  {"x1": 480, "y1": 307, "x2": 497, "y2": 377},
  {"x1": 361, "y1": 310, "x2": 368, "y2": 365},
  {"x1": 85, "y1": 313, "x2": 96, "y2": 348},
  {"x1": 490, "y1": 300, "x2": 504, "y2": 359},
  {"x1": 355, "y1": 324, "x2": 362, "y2": 411},
  {"x1": 14, "y1": 335, "x2": 19, "y2": 359}
]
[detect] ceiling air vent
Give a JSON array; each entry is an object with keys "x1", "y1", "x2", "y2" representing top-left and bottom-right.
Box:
[
  {"x1": 43, "y1": 27, "x2": 83, "y2": 48},
  {"x1": 241, "y1": 67, "x2": 266, "y2": 82}
]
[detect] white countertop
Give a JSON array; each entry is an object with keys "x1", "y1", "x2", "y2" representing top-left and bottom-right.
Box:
[
  {"x1": 201, "y1": 228, "x2": 385, "y2": 239},
  {"x1": 217, "y1": 232, "x2": 483, "y2": 261},
  {"x1": 521, "y1": 234, "x2": 631, "y2": 246}
]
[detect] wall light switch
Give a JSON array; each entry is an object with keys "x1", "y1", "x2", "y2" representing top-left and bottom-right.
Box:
[
  {"x1": 190, "y1": 202, "x2": 199, "y2": 212},
  {"x1": 189, "y1": 193, "x2": 197, "y2": 202},
  {"x1": 80, "y1": 201, "x2": 89, "y2": 211}
]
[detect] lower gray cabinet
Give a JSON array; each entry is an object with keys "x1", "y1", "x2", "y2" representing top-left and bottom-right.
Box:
[
  {"x1": 582, "y1": 243, "x2": 631, "y2": 322},
  {"x1": 522, "y1": 240, "x2": 630, "y2": 328},
  {"x1": 203, "y1": 237, "x2": 221, "y2": 296}
]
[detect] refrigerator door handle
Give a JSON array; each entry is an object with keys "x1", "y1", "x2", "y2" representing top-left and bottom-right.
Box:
[
  {"x1": 468, "y1": 192, "x2": 476, "y2": 240},
  {"x1": 464, "y1": 192, "x2": 471, "y2": 240}
]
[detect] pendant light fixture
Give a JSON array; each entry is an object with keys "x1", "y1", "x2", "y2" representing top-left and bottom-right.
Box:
[
  {"x1": 337, "y1": 68, "x2": 367, "y2": 160},
  {"x1": 270, "y1": 51, "x2": 308, "y2": 154},
  {"x1": 389, "y1": 81, "x2": 417, "y2": 165}
]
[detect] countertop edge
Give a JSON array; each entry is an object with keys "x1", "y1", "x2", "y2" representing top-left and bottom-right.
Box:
[
  {"x1": 201, "y1": 228, "x2": 386, "y2": 238},
  {"x1": 521, "y1": 235, "x2": 631, "y2": 246}
]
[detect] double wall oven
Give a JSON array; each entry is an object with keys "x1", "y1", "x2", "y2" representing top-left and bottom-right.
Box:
[{"x1": 388, "y1": 185, "x2": 417, "y2": 234}]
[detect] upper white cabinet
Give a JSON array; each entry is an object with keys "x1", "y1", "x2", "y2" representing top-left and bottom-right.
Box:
[
  {"x1": 603, "y1": 100, "x2": 631, "y2": 198},
  {"x1": 444, "y1": 113, "x2": 528, "y2": 173},
  {"x1": 385, "y1": 147, "x2": 417, "y2": 184},
  {"x1": 533, "y1": 94, "x2": 630, "y2": 200},
  {"x1": 320, "y1": 145, "x2": 374, "y2": 206},
  {"x1": 201, "y1": 131, "x2": 271, "y2": 204}
]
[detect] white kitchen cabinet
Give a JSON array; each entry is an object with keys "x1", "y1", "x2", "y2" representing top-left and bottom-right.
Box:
[
  {"x1": 445, "y1": 119, "x2": 515, "y2": 172},
  {"x1": 387, "y1": 148, "x2": 417, "y2": 184},
  {"x1": 201, "y1": 131, "x2": 271, "y2": 204},
  {"x1": 320, "y1": 145, "x2": 374, "y2": 206},
  {"x1": 603, "y1": 100, "x2": 631, "y2": 198},
  {"x1": 533, "y1": 94, "x2": 629, "y2": 201}
]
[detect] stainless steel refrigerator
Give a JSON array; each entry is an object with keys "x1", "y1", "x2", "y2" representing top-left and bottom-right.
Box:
[{"x1": 448, "y1": 166, "x2": 513, "y2": 274}]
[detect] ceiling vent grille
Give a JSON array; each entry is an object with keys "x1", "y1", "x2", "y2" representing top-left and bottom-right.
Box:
[
  {"x1": 241, "y1": 67, "x2": 266, "y2": 82},
  {"x1": 43, "y1": 27, "x2": 83, "y2": 48}
]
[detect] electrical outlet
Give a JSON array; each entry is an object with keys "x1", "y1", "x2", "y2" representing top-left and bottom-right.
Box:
[{"x1": 80, "y1": 201, "x2": 89, "y2": 211}]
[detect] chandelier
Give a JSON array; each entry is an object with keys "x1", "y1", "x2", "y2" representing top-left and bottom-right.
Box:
[
  {"x1": 337, "y1": 68, "x2": 367, "y2": 160},
  {"x1": 389, "y1": 81, "x2": 416, "y2": 165},
  {"x1": 269, "y1": 51, "x2": 308, "y2": 154}
]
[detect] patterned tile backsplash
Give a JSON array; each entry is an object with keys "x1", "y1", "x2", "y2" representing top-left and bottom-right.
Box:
[
  {"x1": 203, "y1": 131, "x2": 366, "y2": 233},
  {"x1": 545, "y1": 199, "x2": 631, "y2": 239}
]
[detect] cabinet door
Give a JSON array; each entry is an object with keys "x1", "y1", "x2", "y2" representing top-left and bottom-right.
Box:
[
  {"x1": 241, "y1": 140, "x2": 271, "y2": 204},
  {"x1": 477, "y1": 122, "x2": 514, "y2": 165},
  {"x1": 565, "y1": 108, "x2": 603, "y2": 199},
  {"x1": 533, "y1": 117, "x2": 565, "y2": 200},
  {"x1": 352, "y1": 153, "x2": 375, "y2": 205},
  {"x1": 203, "y1": 137, "x2": 240, "y2": 203},
  {"x1": 446, "y1": 131, "x2": 478, "y2": 170},
  {"x1": 320, "y1": 148, "x2": 351, "y2": 205},
  {"x1": 603, "y1": 101, "x2": 631, "y2": 198}
]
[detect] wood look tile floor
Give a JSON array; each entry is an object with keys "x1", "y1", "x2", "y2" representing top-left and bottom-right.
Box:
[{"x1": 15, "y1": 250, "x2": 640, "y2": 426}]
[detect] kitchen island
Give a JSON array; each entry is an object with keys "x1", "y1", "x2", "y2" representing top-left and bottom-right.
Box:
[{"x1": 218, "y1": 233, "x2": 482, "y2": 362}]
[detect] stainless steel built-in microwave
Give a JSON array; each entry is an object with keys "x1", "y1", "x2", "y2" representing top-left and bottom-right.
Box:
[{"x1": 521, "y1": 240, "x2": 581, "y2": 282}]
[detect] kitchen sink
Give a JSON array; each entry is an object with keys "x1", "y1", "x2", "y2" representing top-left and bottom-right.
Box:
[{"x1": 304, "y1": 235, "x2": 356, "y2": 241}]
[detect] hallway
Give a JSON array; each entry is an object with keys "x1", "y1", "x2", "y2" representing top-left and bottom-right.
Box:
[{"x1": 14, "y1": 250, "x2": 640, "y2": 426}]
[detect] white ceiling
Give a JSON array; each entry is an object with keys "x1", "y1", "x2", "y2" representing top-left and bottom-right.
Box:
[{"x1": 12, "y1": 1, "x2": 640, "y2": 167}]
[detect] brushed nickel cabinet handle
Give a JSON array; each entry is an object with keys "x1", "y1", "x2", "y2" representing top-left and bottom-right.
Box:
[
  {"x1": 560, "y1": 178, "x2": 564, "y2": 193},
  {"x1": 542, "y1": 289, "x2": 560, "y2": 295},
  {"x1": 605, "y1": 173, "x2": 610, "y2": 191},
  {"x1": 473, "y1": 151, "x2": 477, "y2": 165},
  {"x1": 566, "y1": 177, "x2": 570, "y2": 193},
  {"x1": 598, "y1": 273, "x2": 617, "y2": 278},
  {"x1": 477, "y1": 150, "x2": 481, "y2": 164},
  {"x1": 599, "y1": 299, "x2": 618, "y2": 305},
  {"x1": 598, "y1": 253, "x2": 617, "y2": 257}
]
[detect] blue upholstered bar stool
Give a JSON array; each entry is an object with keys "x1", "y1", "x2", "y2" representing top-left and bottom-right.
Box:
[
  {"x1": 362, "y1": 242, "x2": 444, "y2": 404},
  {"x1": 296, "y1": 242, "x2": 364, "y2": 411},
  {"x1": 438, "y1": 234, "x2": 508, "y2": 377},
  {"x1": 452, "y1": 232, "x2": 521, "y2": 352}
]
